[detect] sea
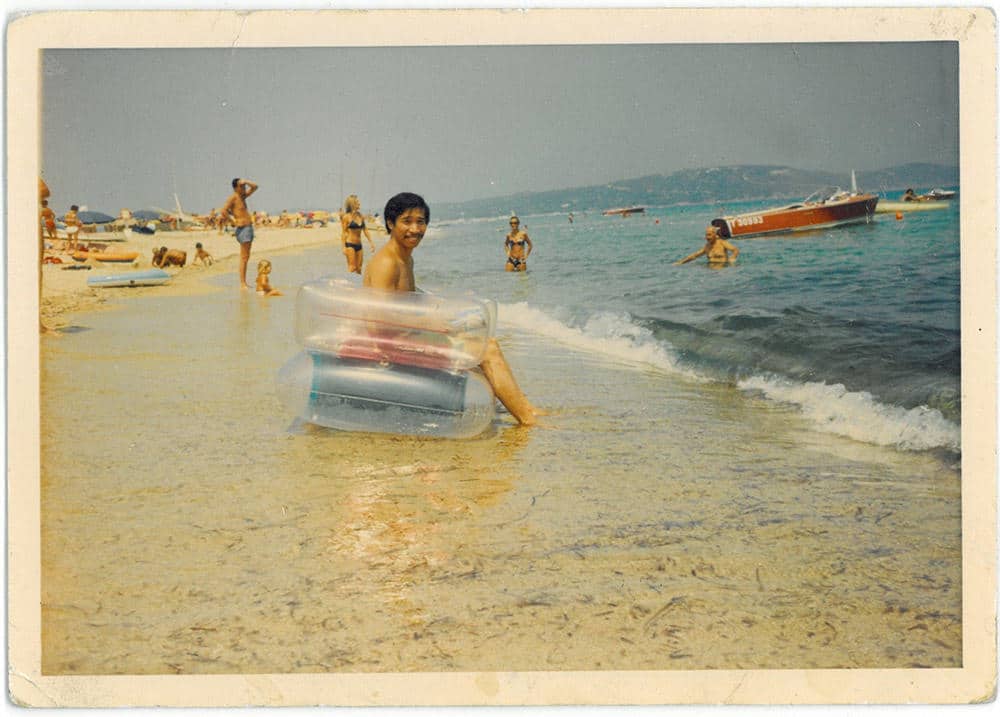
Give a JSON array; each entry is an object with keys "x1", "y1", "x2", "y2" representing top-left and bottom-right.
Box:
[
  {"x1": 40, "y1": 193, "x2": 964, "y2": 677},
  {"x1": 425, "y1": 197, "x2": 961, "y2": 456}
]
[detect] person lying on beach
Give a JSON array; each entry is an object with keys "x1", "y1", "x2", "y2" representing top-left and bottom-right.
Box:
[
  {"x1": 364, "y1": 192, "x2": 543, "y2": 426},
  {"x1": 193, "y1": 242, "x2": 214, "y2": 266},
  {"x1": 255, "y1": 259, "x2": 283, "y2": 297},
  {"x1": 504, "y1": 215, "x2": 533, "y2": 272},
  {"x1": 221, "y1": 177, "x2": 258, "y2": 289},
  {"x1": 675, "y1": 226, "x2": 740, "y2": 267},
  {"x1": 341, "y1": 194, "x2": 376, "y2": 275},
  {"x1": 152, "y1": 246, "x2": 187, "y2": 268}
]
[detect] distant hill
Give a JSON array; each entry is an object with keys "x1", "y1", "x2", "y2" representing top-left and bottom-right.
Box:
[{"x1": 435, "y1": 163, "x2": 959, "y2": 219}]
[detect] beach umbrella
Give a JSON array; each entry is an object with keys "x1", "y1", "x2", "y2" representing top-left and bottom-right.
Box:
[
  {"x1": 133, "y1": 209, "x2": 162, "y2": 221},
  {"x1": 77, "y1": 211, "x2": 116, "y2": 224}
]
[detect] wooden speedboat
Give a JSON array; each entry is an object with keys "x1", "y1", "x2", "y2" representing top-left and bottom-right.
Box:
[
  {"x1": 72, "y1": 250, "x2": 140, "y2": 263},
  {"x1": 710, "y1": 185, "x2": 878, "y2": 239},
  {"x1": 602, "y1": 206, "x2": 646, "y2": 217}
]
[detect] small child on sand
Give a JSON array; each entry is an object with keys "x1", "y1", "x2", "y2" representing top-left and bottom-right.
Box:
[
  {"x1": 193, "y1": 242, "x2": 214, "y2": 266},
  {"x1": 255, "y1": 259, "x2": 283, "y2": 297}
]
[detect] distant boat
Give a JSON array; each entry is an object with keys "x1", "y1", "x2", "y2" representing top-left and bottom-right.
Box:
[
  {"x1": 875, "y1": 200, "x2": 949, "y2": 214},
  {"x1": 602, "y1": 206, "x2": 645, "y2": 217},
  {"x1": 710, "y1": 172, "x2": 878, "y2": 239}
]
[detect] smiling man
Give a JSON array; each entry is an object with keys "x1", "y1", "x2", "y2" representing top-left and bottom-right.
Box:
[{"x1": 364, "y1": 192, "x2": 543, "y2": 426}]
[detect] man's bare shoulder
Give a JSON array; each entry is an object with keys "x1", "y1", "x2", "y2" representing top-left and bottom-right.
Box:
[{"x1": 364, "y1": 249, "x2": 402, "y2": 290}]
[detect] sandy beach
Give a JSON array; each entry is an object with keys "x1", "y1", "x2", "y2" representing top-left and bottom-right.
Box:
[
  {"x1": 38, "y1": 217, "x2": 962, "y2": 676},
  {"x1": 40, "y1": 224, "x2": 378, "y2": 328}
]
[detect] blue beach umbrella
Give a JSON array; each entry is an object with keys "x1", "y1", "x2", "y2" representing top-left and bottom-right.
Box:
[
  {"x1": 77, "y1": 210, "x2": 116, "y2": 224},
  {"x1": 132, "y1": 209, "x2": 163, "y2": 221}
]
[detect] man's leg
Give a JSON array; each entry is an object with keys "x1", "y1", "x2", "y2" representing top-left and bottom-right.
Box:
[
  {"x1": 479, "y1": 338, "x2": 538, "y2": 426},
  {"x1": 239, "y1": 240, "x2": 252, "y2": 289}
]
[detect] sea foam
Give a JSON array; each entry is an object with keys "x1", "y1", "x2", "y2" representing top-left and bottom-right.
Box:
[
  {"x1": 737, "y1": 375, "x2": 961, "y2": 453},
  {"x1": 499, "y1": 302, "x2": 696, "y2": 378},
  {"x1": 499, "y1": 302, "x2": 961, "y2": 454}
]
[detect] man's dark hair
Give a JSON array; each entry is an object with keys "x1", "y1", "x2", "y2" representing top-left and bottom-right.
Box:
[
  {"x1": 232, "y1": 178, "x2": 241, "y2": 189},
  {"x1": 383, "y1": 192, "x2": 429, "y2": 231}
]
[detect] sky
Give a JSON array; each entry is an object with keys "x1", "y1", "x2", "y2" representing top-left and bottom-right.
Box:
[{"x1": 40, "y1": 42, "x2": 959, "y2": 215}]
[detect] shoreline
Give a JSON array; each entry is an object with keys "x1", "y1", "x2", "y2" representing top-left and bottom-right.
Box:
[{"x1": 40, "y1": 224, "x2": 385, "y2": 328}]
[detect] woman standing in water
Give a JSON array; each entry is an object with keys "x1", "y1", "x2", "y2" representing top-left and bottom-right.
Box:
[
  {"x1": 504, "y1": 215, "x2": 532, "y2": 272},
  {"x1": 340, "y1": 194, "x2": 375, "y2": 274}
]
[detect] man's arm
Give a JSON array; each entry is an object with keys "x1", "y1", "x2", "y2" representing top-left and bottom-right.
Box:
[
  {"x1": 724, "y1": 241, "x2": 740, "y2": 260},
  {"x1": 242, "y1": 180, "x2": 258, "y2": 197},
  {"x1": 220, "y1": 195, "x2": 235, "y2": 219}
]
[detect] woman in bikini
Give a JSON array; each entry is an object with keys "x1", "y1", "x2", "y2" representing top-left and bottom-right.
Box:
[
  {"x1": 504, "y1": 215, "x2": 532, "y2": 272},
  {"x1": 340, "y1": 194, "x2": 375, "y2": 274}
]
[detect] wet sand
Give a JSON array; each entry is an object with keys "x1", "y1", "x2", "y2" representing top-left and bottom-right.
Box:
[{"x1": 40, "y1": 243, "x2": 962, "y2": 674}]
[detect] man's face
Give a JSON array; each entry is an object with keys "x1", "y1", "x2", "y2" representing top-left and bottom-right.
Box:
[
  {"x1": 389, "y1": 208, "x2": 428, "y2": 250},
  {"x1": 705, "y1": 227, "x2": 719, "y2": 243}
]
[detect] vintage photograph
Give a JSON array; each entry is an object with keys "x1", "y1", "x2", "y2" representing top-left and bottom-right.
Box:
[{"x1": 8, "y1": 8, "x2": 996, "y2": 708}]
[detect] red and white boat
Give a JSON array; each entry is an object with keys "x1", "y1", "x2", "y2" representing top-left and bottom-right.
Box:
[
  {"x1": 602, "y1": 206, "x2": 646, "y2": 217},
  {"x1": 710, "y1": 176, "x2": 878, "y2": 239}
]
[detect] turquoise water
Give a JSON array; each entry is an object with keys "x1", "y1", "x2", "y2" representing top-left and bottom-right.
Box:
[{"x1": 422, "y1": 197, "x2": 961, "y2": 455}]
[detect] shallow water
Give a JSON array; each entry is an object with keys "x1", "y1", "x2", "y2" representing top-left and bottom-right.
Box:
[{"x1": 41, "y1": 233, "x2": 961, "y2": 674}]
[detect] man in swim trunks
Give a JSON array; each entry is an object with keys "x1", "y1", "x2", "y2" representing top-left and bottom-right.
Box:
[
  {"x1": 675, "y1": 225, "x2": 740, "y2": 267},
  {"x1": 221, "y1": 177, "x2": 259, "y2": 289},
  {"x1": 364, "y1": 192, "x2": 544, "y2": 426}
]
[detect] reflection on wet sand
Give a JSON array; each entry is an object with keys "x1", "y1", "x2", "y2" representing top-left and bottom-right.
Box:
[{"x1": 325, "y1": 429, "x2": 528, "y2": 632}]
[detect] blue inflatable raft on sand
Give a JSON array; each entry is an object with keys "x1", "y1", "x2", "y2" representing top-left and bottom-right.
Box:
[
  {"x1": 86, "y1": 268, "x2": 171, "y2": 288},
  {"x1": 277, "y1": 276, "x2": 497, "y2": 438}
]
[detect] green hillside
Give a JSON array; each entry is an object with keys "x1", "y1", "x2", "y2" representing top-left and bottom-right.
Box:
[{"x1": 435, "y1": 163, "x2": 958, "y2": 219}]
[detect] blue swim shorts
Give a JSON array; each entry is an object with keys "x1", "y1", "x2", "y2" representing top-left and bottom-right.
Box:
[{"x1": 235, "y1": 225, "x2": 255, "y2": 244}]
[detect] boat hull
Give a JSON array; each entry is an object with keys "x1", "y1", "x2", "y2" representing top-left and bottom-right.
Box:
[
  {"x1": 87, "y1": 269, "x2": 171, "y2": 288},
  {"x1": 72, "y1": 250, "x2": 140, "y2": 263},
  {"x1": 875, "y1": 200, "x2": 949, "y2": 214},
  {"x1": 602, "y1": 207, "x2": 645, "y2": 216},
  {"x1": 711, "y1": 194, "x2": 878, "y2": 238}
]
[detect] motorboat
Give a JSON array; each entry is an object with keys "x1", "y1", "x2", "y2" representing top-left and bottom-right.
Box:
[
  {"x1": 710, "y1": 173, "x2": 878, "y2": 239},
  {"x1": 602, "y1": 206, "x2": 646, "y2": 217}
]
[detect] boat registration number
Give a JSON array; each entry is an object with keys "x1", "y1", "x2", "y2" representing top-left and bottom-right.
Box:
[{"x1": 734, "y1": 215, "x2": 764, "y2": 227}]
